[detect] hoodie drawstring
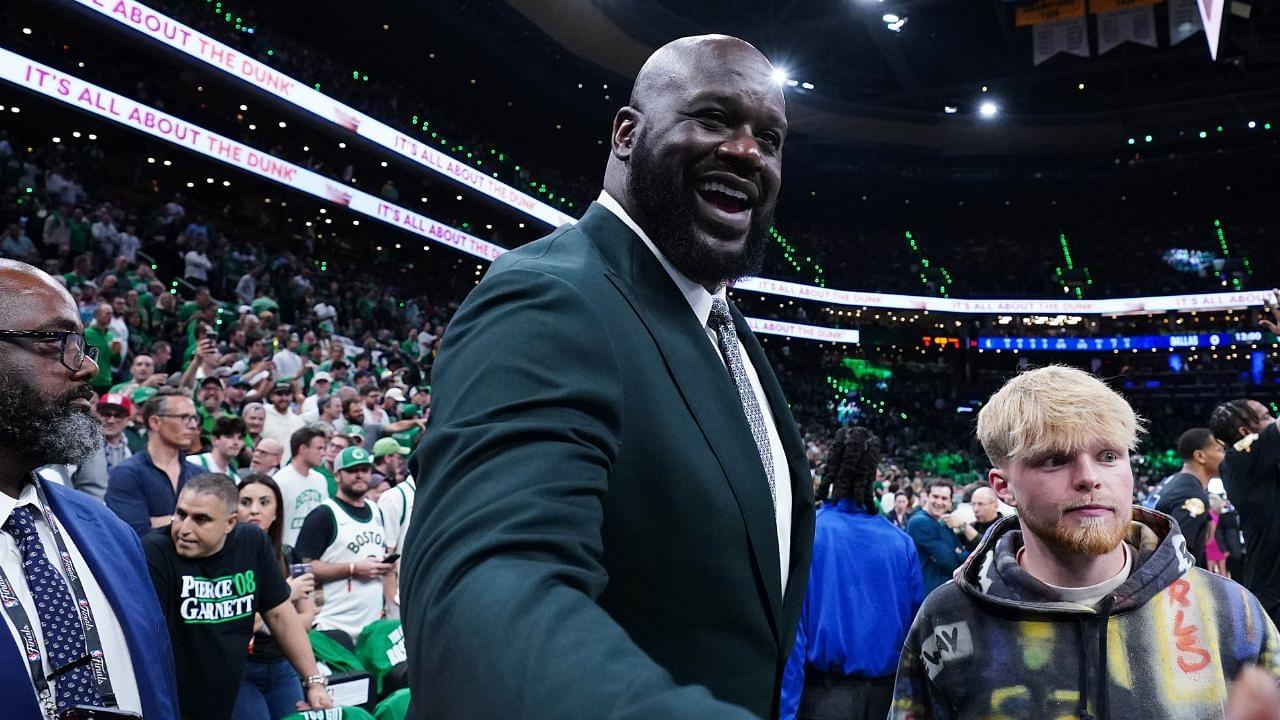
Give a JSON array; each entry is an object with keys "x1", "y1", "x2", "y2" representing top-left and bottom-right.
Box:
[
  {"x1": 1075, "y1": 618, "x2": 1093, "y2": 720},
  {"x1": 1096, "y1": 595, "x2": 1115, "y2": 720},
  {"x1": 1075, "y1": 595, "x2": 1116, "y2": 720}
]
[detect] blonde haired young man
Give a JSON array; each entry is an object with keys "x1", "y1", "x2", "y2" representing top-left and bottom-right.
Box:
[{"x1": 891, "y1": 365, "x2": 1280, "y2": 720}]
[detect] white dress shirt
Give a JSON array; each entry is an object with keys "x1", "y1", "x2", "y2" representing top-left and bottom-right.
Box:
[
  {"x1": 597, "y1": 192, "x2": 794, "y2": 592},
  {"x1": 0, "y1": 481, "x2": 143, "y2": 714}
]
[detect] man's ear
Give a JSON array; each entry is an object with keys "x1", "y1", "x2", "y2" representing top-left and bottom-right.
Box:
[
  {"x1": 990, "y1": 466, "x2": 1017, "y2": 507},
  {"x1": 611, "y1": 107, "x2": 641, "y2": 161}
]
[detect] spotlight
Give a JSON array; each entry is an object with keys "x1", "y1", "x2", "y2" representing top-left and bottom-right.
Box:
[
  {"x1": 771, "y1": 68, "x2": 789, "y2": 86},
  {"x1": 882, "y1": 13, "x2": 900, "y2": 23},
  {"x1": 944, "y1": 106, "x2": 958, "y2": 114},
  {"x1": 979, "y1": 101, "x2": 998, "y2": 117}
]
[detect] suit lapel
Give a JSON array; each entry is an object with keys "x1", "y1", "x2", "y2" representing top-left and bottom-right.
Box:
[{"x1": 580, "y1": 204, "x2": 785, "y2": 642}]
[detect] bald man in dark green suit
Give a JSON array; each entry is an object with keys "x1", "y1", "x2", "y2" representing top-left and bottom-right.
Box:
[{"x1": 401, "y1": 35, "x2": 815, "y2": 719}]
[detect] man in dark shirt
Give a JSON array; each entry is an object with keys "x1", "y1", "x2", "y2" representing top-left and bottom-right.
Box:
[
  {"x1": 106, "y1": 391, "x2": 204, "y2": 534},
  {"x1": 144, "y1": 474, "x2": 330, "y2": 719},
  {"x1": 1212, "y1": 397, "x2": 1280, "y2": 625},
  {"x1": 1149, "y1": 427, "x2": 1224, "y2": 567}
]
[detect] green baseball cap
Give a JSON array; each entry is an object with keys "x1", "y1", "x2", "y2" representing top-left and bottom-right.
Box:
[
  {"x1": 334, "y1": 446, "x2": 374, "y2": 472},
  {"x1": 372, "y1": 437, "x2": 410, "y2": 458},
  {"x1": 131, "y1": 386, "x2": 158, "y2": 404},
  {"x1": 343, "y1": 424, "x2": 365, "y2": 439}
]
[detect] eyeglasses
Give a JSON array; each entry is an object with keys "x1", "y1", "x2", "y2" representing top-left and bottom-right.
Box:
[
  {"x1": 155, "y1": 413, "x2": 200, "y2": 425},
  {"x1": 0, "y1": 330, "x2": 99, "y2": 372}
]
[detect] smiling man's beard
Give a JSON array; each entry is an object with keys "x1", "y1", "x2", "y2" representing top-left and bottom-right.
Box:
[
  {"x1": 0, "y1": 370, "x2": 101, "y2": 466},
  {"x1": 627, "y1": 129, "x2": 773, "y2": 289},
  {"x1": 1021, "y1": 499, "x2": 1132, "y2": 556}
]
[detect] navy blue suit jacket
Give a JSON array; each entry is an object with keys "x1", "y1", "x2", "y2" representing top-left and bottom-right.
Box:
[{"x1": 0, "y1": 478, "x2": 180, "y2": 719}]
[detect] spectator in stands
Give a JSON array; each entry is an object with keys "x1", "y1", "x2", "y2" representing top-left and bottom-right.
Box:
[
  {"x1": 143, "y1": 474, "x2": 330, "y2": 718},
  {"x1": 183, "y1": 238, "x2": 213, "y2": 283},
  {"x1": 972, "y1": 484, "x2": 1003, "y2": 535},
  {"x1": 274, "y1": 426, "x2": 329, "y2": 547},
  {"x1": 242, "y1": 438, "x2": 285, "y2": 478},
  {"x1": 272, "y1": 333, "x2": 304, "y2": 382},
  {"x1": 242, "y1": 401, "x2": 267, "y2": 448},
  {"x1": 295, "y1": 446, "x2": 391, "y2": 642},
  {"x1": 906, "y1": 480, "x2": 971, "y2": 594},
  {"x1": 84, "y1": 302, "x2": 122, "y2": 392},
  {"x1": 262, "y1": 381, "x2": 305, "y2": 460},
  {"x1": 1213, "y1": 396, "x2": 1280, "y2": 627},
  {"x1": 117, "y1": 222, "x2": 141, "y2": 262},
  {"x1": 892, "y1": 365, "x2": 1280, "y2": 719},
  {"x1": 378, "y1": 461, "x2": 416, "y2": 618},
  {"x1": 191, "y1": 415, "x2": 246, "y2": 479},
  {"x1": 372, "y1": 436, "x2": 409, "y2": 488},
  {"x1": 1148, "y1": 428, "x2": 1223, "y2": 567},
  {"x1": 235, "y1": 473, "x2": 319, "y2": 720},
  {"x1": 106, "y1": 390, "x2": 204, "y2": 535},
  {"x1": 93, "y1": 393, "x2": 133, "y2": 473},
  {"x1": 1, "y1": 222, "x2": 37, "y2": 261},
  {"x1": 888, "y1": 491, "x2": 914, "y2": 529},
  {"x1": 781, "y1": 427, "x2": 922, "y2": 720}
]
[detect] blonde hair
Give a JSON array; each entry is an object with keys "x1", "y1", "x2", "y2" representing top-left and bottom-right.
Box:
[{"x1": 975, "y1": 365, "x2": 1144, "y2": 468}]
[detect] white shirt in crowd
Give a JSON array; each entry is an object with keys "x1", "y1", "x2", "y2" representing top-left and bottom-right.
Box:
[
  {"x1": 261, "y1": 405, "x2": 305, "y2": 463},
  {"x1": 272, "y1": 348, "x2": 303, "y2": 381},
  {"x1": 183, "y1": 250, "x2": 213, "y2": 281},
  {"x1": 235, "y1": 273, "x2": 257, "y2": 306},
  {"x1": 378, "y1": 475, "x2": 416, "y2": 554},
  {"x1": 116, "y1": 232, "x2": 140, "y2": 262},
  {"x1": 0, "y1": 482, "x2": 143, "y2": 714},
  {"x1": 597, "y1": 191, "x2": 793, "y2": 592},
  {"x1": 273, "y1": 463, "x2": 330, "y2": 548}
]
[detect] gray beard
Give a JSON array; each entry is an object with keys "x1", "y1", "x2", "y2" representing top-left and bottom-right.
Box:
[{"x1": 0, "y1": 371, "x2": 102, "y2": 467}]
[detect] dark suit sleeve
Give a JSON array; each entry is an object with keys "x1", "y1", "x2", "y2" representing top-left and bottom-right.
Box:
[
  {"x1": 907, "y1": 515, "x2": 963, "y2": 575},
  {"x1": 400, "y1": 266, "x2": 757, "y2": 720}
]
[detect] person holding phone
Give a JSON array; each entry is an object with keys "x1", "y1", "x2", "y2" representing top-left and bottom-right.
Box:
[
  {"x1": 234, "y1": 474, "x2": 318, "y2": 720},
  {"x1": 294, "y1": 447, "x2": 390, "y2": 643}
]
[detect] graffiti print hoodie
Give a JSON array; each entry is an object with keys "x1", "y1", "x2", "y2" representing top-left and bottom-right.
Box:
[{"x1": 891, "y1": 507, "x2": 1280, "y2": 720}]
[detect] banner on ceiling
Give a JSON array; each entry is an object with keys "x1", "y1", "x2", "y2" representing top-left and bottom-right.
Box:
[
  {"x1": 1096, "y1": 4, "x2": 1159, "y2": 54},
  {"x1": 1016, "y1": 0, "x2": 1086, "y2": 27},
  {"x1": 1032, "y1": 13, "x2": 1091, "y2": 65},
  {"x1": 1168, "y1": 0, "x2": 1204, "y2": 45}
]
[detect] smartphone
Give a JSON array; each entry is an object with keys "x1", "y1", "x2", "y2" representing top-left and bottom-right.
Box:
[
  {"x1": 383, "y1": 553, "x2": 401, "y2": 564},
  {"x1": 59, "y1": 707, "x2": 143, "y2": 720},
  {"x1": 204, "y1": 330, "x2": 219, "y2": 343}
]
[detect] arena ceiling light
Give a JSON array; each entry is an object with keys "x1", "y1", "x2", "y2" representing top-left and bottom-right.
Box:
[
  {"x1": 771, "y1": 67, "x2": 789, "y2": 86},
  {"x1": 979, "y1": 101, "x2": 999, "y2": 117}
]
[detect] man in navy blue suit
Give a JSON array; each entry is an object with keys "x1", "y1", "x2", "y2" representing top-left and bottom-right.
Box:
[{"x1": 0, "y1": 258, "x2": 179, "y2": 719}]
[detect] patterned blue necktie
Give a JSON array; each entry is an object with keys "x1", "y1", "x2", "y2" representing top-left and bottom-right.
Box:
[
  {"x1": 4, "y1": 505, "x2": 102, "y2": 711},
  {"x1": 708, "y1": 298, "x2": 777, "y2": 511}
]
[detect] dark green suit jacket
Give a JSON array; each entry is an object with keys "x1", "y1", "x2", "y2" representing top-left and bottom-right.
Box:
[{"x1": 401, "y1": 203, "x2": 816, "y2": 719}]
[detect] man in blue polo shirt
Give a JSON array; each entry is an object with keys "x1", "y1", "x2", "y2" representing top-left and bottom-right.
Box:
[{"x1": 106, "y1": 390, "x2": 204, "y2": 534}]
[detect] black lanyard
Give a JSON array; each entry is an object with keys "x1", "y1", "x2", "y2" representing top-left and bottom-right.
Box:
[{"x1": 0, "y1": 475, "x2": 117, "y2": 717}]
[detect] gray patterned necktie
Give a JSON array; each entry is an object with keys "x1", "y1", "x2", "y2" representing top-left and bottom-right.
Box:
[{"x1": 708, "y1": 298, "x2": 776, "y2": 510}]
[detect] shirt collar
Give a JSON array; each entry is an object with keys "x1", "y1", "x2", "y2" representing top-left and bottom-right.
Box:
[
  {"x1": 0, "y1": 477, "x2": 42, "y2": 531},
  {"x1": 596, "y1": 191, "x2": 726, "y2": 329}
]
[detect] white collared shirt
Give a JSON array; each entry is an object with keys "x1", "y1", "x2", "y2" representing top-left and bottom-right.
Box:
[
  {"x1": 0, "y1": 480, "x2": 142, "y2": 714},
  {"x1": 597, "y1": 192, "x2": 793, "y2": 592}
]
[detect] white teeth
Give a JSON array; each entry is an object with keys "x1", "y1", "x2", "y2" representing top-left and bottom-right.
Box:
[{"x1": 697, "y1": 180, "x2": 750, "y2": 202}]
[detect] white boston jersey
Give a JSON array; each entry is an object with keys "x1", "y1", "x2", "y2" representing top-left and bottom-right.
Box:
[{"x1": 314, "y1": 498, "x2": 387, "y2": 639}]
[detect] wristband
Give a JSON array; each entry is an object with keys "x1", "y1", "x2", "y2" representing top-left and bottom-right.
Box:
[{"x1": 304, "y1": 674, "x2": 329, "y2": 687}]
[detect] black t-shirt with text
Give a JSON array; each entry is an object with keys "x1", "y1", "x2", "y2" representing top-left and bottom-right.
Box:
[
  {"x1": 144, "y1": 523, "x2": 291, "y2": 720},
  {"x1": 1221, "y1": 422, "x2": 1280, "y2": 607},
  {"x1": 1151, "y1": 471, "x2": 1211, "y2": 568}
]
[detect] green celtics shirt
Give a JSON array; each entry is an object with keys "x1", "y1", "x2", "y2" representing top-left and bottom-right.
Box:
[
  {"x1": 356, "y1": 619, "x2": 407, "y2": 695},
  {"x1": 374, "y1": 689, "x2": 411, "y2": 720},
  {"x1": 144, "y1": 523, "x2": 291, "y2": 719}
]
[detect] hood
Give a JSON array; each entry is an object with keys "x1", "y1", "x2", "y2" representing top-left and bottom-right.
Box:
[{"x1": 956, "y1": 506, "x2": 1197, "y2": 615}]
